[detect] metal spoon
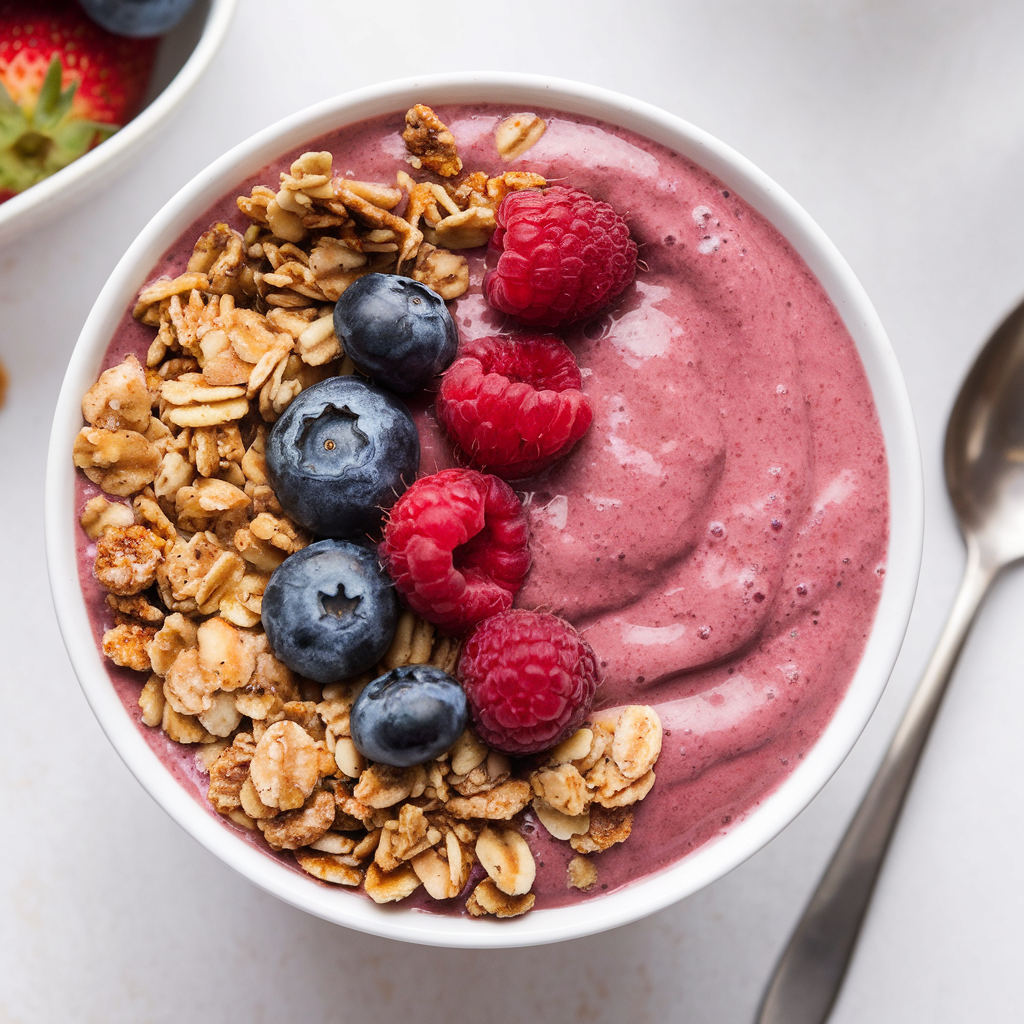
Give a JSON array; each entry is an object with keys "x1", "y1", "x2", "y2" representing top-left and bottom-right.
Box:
[{"x1": 756, "y1": 296, "x2": 1024, "y2": 1024}]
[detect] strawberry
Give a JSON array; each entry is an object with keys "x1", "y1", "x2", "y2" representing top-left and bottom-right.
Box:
[{"x1": 0, "y1": 1, "x2": 157, "y2": 200}]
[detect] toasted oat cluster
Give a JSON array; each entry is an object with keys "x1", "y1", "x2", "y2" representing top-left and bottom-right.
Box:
[{"x1": 73, "y1": 107, "x2": 662, "y2": 916}]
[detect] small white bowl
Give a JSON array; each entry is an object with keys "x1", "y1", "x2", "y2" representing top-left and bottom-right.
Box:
[
  {"x1": 45, "y1": 73, "x2": 923, "y2": 948},
  {"x1": 0, "y1": 0, "x2": 237, "y2": 249}
]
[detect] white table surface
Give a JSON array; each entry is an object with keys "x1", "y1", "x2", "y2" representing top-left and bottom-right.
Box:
[{"x1": 3, "y1": 1, "x2": 1023, "y2": 1020}]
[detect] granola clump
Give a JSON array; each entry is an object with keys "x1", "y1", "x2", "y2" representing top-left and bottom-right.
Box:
[
  {"x1": 73, "y1": 107, "x2": 661, "y2": 918},
  {"x1": 402, "y1": 104, "x2": 463, "y2": 177}
]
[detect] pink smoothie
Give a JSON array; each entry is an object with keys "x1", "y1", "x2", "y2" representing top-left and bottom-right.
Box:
[{"x1": 75, "y1": 103, "x2": 888, "y2": 911}]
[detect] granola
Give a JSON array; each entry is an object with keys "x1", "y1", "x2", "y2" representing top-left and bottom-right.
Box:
[{"x1": 73, "y1": 105, "x2": 662, "y2": 918}]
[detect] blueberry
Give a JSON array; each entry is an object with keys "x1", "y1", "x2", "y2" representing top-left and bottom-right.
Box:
[
  {"x1": 333, "y1": 274, "x2": 459, "y2": 394},
  {"x1": 350, "y1": 665, "x2": 469, "y2": 767},
  {"x1": 265, "y1": 376, "x2": 419, "y2": 538},
  {"x1": 78, "y1": 0, "x2": 198, "y2": 36},
  {"x1": 261, "y1": 539, "x2": 398, "y2": 683}
]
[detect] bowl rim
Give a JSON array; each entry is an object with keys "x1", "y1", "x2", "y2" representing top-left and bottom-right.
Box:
[
  {"x1": 45, "y1": 71, "x2": 924, "y2": 948},
  {"x1": 0, "y1": 0, "x2": 238, "y2": 247}
]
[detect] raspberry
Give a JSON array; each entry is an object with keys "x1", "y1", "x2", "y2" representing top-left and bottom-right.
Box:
[
  {"x1": 483, "y1": 186, "x2": 637, "y2": 327},
  {"x1": 458, "y1": 610, "x2": 599, "y2": 755},
  {"x1": 379, "y1": 468, "x2": 530, "y2": 635},
  {"x1": 436, "y1": 333, "x2": 593, "y2": 479}
]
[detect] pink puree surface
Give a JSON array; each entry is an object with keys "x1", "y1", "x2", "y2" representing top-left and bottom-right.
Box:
[{"x1": 74, "y1": 104, "x2": 889, "y2": 913}]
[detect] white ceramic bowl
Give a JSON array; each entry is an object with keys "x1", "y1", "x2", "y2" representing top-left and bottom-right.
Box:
[
  {"x1": 0, "y1": 0, "x2": 237, "y2": 249},
  {"x1": 45, "y1": 73, "x2": 923, "y2": 948}
]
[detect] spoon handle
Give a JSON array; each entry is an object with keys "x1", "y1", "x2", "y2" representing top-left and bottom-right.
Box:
[{"x1": 755, "y1": 539, "x2": 997, "y2": 1024}]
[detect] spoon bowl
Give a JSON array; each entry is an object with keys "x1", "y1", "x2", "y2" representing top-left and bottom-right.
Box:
[{"x1": 946, "y1": 298, "x2": 1024, "y2": 565}]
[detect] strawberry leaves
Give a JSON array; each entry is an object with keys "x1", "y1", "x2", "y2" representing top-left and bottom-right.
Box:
[{"x1": 0, "y1": 56, "x2": 118, "y2": 194}]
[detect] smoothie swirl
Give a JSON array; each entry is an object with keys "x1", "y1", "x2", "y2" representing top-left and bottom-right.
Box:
[{"x1": 418, "y1": 111, "x2": 888, "y2": 892}]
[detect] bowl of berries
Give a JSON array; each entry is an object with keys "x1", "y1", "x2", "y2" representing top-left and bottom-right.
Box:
[
  {"x1": 45, "y1": 73, "x2": 922, "y2": 946},
  {"x1": 0, "y1": 0, "x2": 237, "y2": 248}
]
